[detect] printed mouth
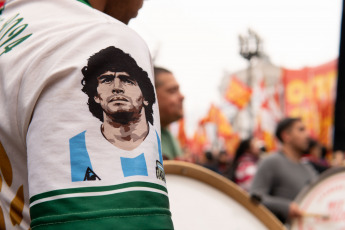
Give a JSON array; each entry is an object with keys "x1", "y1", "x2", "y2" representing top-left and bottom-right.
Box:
[{"x1": 110, "y1": 97, "x2": 129, "y2": 102}]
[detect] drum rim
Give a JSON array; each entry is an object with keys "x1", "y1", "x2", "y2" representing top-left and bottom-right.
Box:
[
  {"x1": 294, "y1": 166, "x2": 345, "y2": 204},
  {"x1": 164, "y1": 160, "x2": 286, "y2": 230}
]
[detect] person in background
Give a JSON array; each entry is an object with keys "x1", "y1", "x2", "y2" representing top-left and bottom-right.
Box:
[
  {"x1": 250, "y1": 117, "x2": 317, "y2": 224},
  {"x1": 217, "y1": 149, "x2": 232, "y2": 177},
  {"x1": 301, "y1": 138, "x2": 329, "y2": 174},
  {"x1": 320, "y1": 146, "x2": 330, "y2": 166},
  {"x1": 332, "y1": 150, "x2": 345, "y2": 167},
  {"x1": 228, "y1": 137, "x2": 261, "y2": 192},
  {"x1": 201, "y1": 150, "x2": 220, "y2": 173},
  {"x1": 0, "y1": 1, "x2": 174, "y2": 229},
  {"x1": 154, "y1": 66, "x2": 185, "y2": 160}
]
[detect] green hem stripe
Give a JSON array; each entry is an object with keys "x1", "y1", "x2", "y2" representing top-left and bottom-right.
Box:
[
  {"x1": 30, "y1": 191, "x2": 172, "y2": 229},
  {"x1": 31, "y1": 208, "x2": 173, "y2": 230},
  {"x1": 30, "y1": 191, "x2": 170, "y2": 220},
  {"x1": 30, "y1": 181, "x2": 168, "y2": 204}
]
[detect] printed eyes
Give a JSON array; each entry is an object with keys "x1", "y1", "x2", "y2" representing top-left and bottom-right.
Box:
[
  {"x1": 99, "y1": 76, "x2": 113, "y2": 83},
  {"x1": 119, "y1": 75, "x2": 136, "y2": 85},
  {"x1": 98, "y1": 74, "x2": 136, "y2": 85}
]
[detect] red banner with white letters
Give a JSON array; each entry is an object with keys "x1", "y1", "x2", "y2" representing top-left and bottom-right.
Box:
[{"x1": 283, "y1": 60, "x2": 337, "y2": 147}]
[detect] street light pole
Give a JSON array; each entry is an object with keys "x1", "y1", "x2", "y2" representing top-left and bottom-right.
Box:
[{"x1": 238, "y1": 29, "x2": 264, "y2": 137}]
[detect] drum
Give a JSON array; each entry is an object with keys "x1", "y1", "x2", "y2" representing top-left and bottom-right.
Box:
[
  {"x1": 291, "y1": 167, "x2": 345, "y2": 230},
  {"x1": 164, "y1": 160, "x2": 285, "y2": 230}
]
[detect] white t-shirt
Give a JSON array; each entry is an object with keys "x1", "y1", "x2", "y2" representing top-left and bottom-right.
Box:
[{"x1": 0, "y1": 1, "x2": 172, "y2": 229}]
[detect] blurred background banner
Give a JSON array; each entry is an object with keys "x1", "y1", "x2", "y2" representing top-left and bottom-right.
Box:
[
  {"x1": 283, "y1": 60, "x2": 337, "y2": 148},
  {"x1": 217, "y1": 58, "x2": 337, "y2": 155}
]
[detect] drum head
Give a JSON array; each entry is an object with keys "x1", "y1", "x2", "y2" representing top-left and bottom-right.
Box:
[
  {"x1": 164, "y1": 160, "x2": 285, "y2": 230},
  {"x1": 291, "y1": 167, "x2": 345, "y2": 230}
]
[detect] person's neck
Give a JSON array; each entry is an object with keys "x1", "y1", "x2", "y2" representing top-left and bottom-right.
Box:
[
  {"x1": 102, "y1": 108, "x2": 149, "y2": 150},
  {"x1": 89, "y1": 0, "x2": 131, "y2": 25},
  {"x1": 282, "y1": 145, "x2": 302, "y2": 163}
]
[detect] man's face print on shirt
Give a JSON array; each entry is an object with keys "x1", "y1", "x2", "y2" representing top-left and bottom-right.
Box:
[
  {"x1": 81, "y1": 46, "x2": 156, "y2": 133},
  {"x1": 94, "y1": 71, "x2": 148, "y2": 124}
]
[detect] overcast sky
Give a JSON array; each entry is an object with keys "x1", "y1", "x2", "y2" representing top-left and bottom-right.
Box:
[{"x1": 129, "y1": 0, "x2": 343, "y2": 136}]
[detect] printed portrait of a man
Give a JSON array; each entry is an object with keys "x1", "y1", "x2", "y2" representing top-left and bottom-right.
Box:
[
  {"x1": 81, "y1": 46, "x2": 155, "y2": 150},
  {"x1": 69, "y1": 46, "x2": 164, "y2": 182}
]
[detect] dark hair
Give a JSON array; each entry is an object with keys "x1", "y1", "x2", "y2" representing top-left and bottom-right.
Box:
[
  {"x1": 229, "y1": 138, "x2": 252, "y2": 181},
  {"x1": 153, "y1": 66, "x2": 172, "y2": 87},
  {"x1": 275, "y1": 117, "x2": 301, "y2": 143},
  {"x1": 308, "y1": 138, "x2": 319, "y2": 149},
  {"x1": 321, "y1": 146, "x2": 328, "y2": 159},
  {"x1": 81, "y1": 46, "x2": 155, "y2": 124},
  {"x1": 304, "y1": 138, "x2": 319, "y2": 155},
  {"x1": 205, "y1": 151, "x2": 214, "y2": 161}
]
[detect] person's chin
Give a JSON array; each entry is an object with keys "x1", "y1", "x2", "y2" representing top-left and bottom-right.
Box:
[
  {"x1": 177, "y1": 111, "x2": 184, "y2": 119},
  {"x1": 173, "y1": 113, "x2": 183, "y2": 122}
]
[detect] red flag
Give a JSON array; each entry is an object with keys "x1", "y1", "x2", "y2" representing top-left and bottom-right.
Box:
[
  {"x1": 225, "y1": 76, "x2": 252, "y2": 109},
  {"x1": 191, "y1": 124, "x2": 209, "y2": 155},
  {"x1": 177, "y1": 118, "x2": 188, "y2": 148},
  {"x1": 201, "y1": 104, "x2": 234, "y2": 138},
  {"x1": 198, "y1": 104, "x2": 240, "y2": 155}
]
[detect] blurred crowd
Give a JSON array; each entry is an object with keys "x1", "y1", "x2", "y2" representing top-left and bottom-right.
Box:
[
  {"x1": 193, "y1": 134, "x2": 335, "y2": 186},
  {"x1": 154, "y1": 66, "x2": 345, "y2": 225},
  {"x1": 179, "y1": 129, "x2": 338, "y2": 177}
]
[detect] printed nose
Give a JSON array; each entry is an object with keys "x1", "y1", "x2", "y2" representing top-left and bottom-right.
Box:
[
  {"x1": 112, "y1": 88, "x2": 124, "y2": 94},
  {"x1": 112, "y1": 77, "x2": 124, "y2": 94}
]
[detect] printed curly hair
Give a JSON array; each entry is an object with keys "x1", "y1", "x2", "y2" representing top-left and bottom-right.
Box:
[{"x1": 81, "y1": 46, "x2": 155, "y2": 124}]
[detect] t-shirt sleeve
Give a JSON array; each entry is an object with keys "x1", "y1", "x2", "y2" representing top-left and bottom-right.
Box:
[{"x1": 24, "y1": 23, "x2": 173, "y2": 230}]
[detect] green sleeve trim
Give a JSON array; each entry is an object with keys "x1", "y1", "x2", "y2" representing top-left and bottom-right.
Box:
[
  {"x1": 30, "y1": 191, "x2": 173, "y2": 229},
  {"x1": 32, "y1": 208, "x2": 173, "y2": 230},
  {"x1": 30, "y1": 181, "x2": 168, "y2": 204}
]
